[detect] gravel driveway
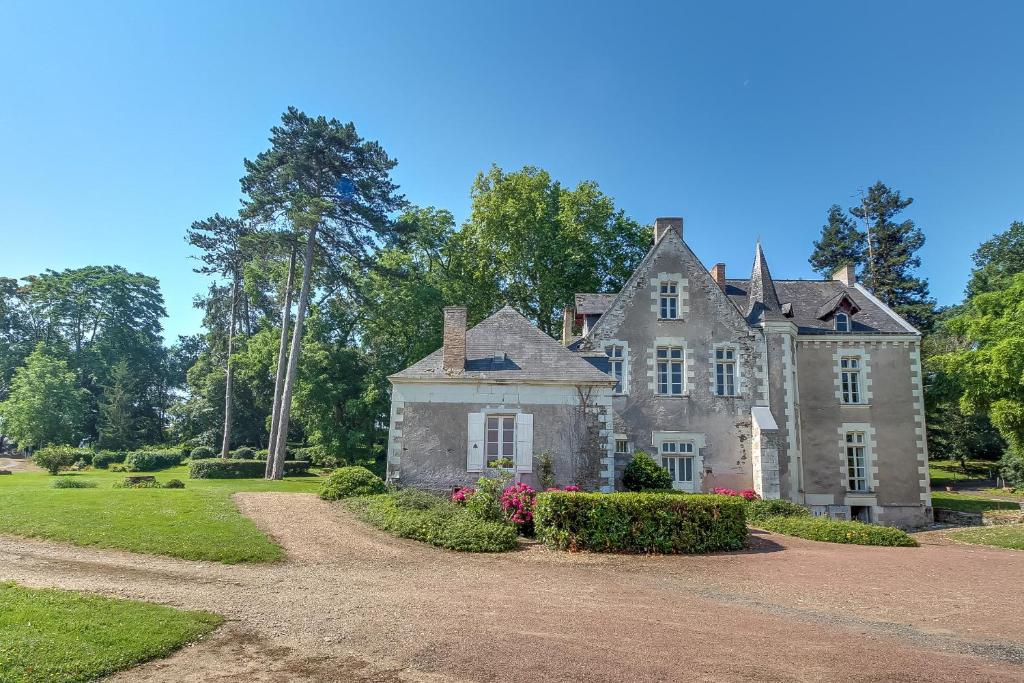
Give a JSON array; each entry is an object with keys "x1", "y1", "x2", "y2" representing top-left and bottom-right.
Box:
[{"x1": 0, "y1": 492, "x2": 1021, "y2": 682}]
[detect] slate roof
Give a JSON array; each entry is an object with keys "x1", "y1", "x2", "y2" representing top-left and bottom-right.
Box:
[
  {"x1": 745, "y1": 242, "x2": 785, "y2": 323},
  {"x1": 390, "y1": 305, "x2": 617, "y2": 384},
  {"x1": 723, "y1": 279, "x2": 914, "y2": 334},
  {"x1": 574, "y1": 293, "x2": 616, "y2": 316}
]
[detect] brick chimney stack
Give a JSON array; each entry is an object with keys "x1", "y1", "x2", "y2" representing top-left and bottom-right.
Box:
[
  {"x1": 561, "y1": 307, "x2": 574, "y2": 346},
  {"x1": 832, "y1": 264, "x2": 856, "y2": 287},
  {"x1": 653, "y1": 217, "x2": 684, "y2": 243},
  {"x1": 442, "y1": 306, "x2": 467, "y2": 373},
  {"x1": 710, "y1": 263, "x2": 726, "y2": 288}
]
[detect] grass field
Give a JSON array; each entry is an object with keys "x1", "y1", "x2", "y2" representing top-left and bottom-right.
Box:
[
  {"x1": 0, "y1": 582, "x2": 221, "y2": 683},
  {"x1": 0, "y1": 465, "x2": 321, "y2": 563},
  {"x1": 930, "y1": 491, "x2": 1021, "y2": 513},
  {"x1": 927, "y1": 459, "x2": 999, "y2": 488},
  {"x1": 947, "y1": 525, "x2": 1024, "y2": 551}
]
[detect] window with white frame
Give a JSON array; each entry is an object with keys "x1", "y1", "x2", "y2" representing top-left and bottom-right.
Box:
[
  {"x1": 834, "y1": 312, "x2": 851, "y2": 332},
  {"x1": 660, "y1": 441, "x2": 694, "y2": 483},
  {"x1": 845, "y1": 431, "x2": 868, "y2": 492},
  {"x1": 605, "y1": 344, "x2": 625, "y2": 393},
  {"x1": 614, "y1": 438, "x2": 629, "y2": 456},
  {"x1": 485, "y1": 414, "x2": 516, "y2": 469},
  {"x1": 656, "y1": 346, "x2": 684, "y2": 395},
  {"x1": 840, "y1": 356, "x2": 862, "y2": 404},
  {"x1": 659, "y1": 281, "x2": 679, "y2": 319},
  {"x1": 715, "y1": 347, "x2": 737, "y2": 396}
]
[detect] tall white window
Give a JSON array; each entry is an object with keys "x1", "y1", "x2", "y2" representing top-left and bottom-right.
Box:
[
  {"x1": 835, "y1": 312, "x2": 851, "y2": 332},
  {"x1": 659, "y1": 281, "x2": 678, "y2": 319},
  {"x1": 605, "y1": 344, "x2": 625, "y2": 393},
  {"x1": 485, "y1": 415, "x2": 516, "y2": 469},
  {"x1": 846, "y1": 431, "x2": 868, "y2": 491},
  {"x1": 840, "y1": 356, "x2": 862, "y2": 404},
  {"x1": 715, "y1": 347, "x2": 737, "y2": 396},
  {"x1": 661, "y1": 441, "x2": 694, "y2": 483},
  {"x1": 657, "y1": 346, "x2": 684, "y2": 395}
]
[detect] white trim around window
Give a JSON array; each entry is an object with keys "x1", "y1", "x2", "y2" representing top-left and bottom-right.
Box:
[
  {"x1": 653, "y1": 431, "x2": 706, "y2": 492},
  {"x1": 838, "y1": 422, "x2": 877, "y2": 493},
  {"x1": 603, "y1": 340, "x2": 629, "y2": 395},
  {"x1": 833, "y1": 346, "x2": 872, "y2": 405},
  {"x1": 710, "y1": 343, "x2": 741, "y2": 397}
]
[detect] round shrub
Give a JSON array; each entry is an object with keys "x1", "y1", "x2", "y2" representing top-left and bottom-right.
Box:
[
  {"x1": 92, "y1": 451, "x2": 126, "y2": 469},
  {"x1": 465, "y1": 477, "x2": 505, "y2": 522},
  {"x1": 231, "y1": 446, "x2": 256, "y2": 459},
  {"x1": 746, "y1": 499, "x2": 810, "y2": 524},
  {"x1": 622, "y1": 451, "x2": 673, "y2": 491},
  {"x1": 163, "y1": 479, "x2": 185, "y2": 489},
  {"x1": 190, "y1": 446, "x2": 215, "y2": 459},
  {"x1": 51, "y1": 477, "x2": 97, "y2": 489},
  {"x1": 319, "y1": 466, "x2": 386, "y2": 500},
  {"x1": 33, "y1": 446, "x2": 87, "y2": 475}
]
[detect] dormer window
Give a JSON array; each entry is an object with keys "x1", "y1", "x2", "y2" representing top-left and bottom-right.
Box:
[{"x1": 835, "y1": 313, "x2": 851, "y2": 332}]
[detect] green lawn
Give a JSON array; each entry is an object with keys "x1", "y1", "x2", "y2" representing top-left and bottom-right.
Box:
[
  {"x1": 0, "y1": 465, "x2": 321, "y2": 563},
  {"x1": 928, "y1": 459, "x2": 999, "y2": 488},
  {"x1": 947, "y1": 525, "x2": 1024, "y2": 551},
  {"x1": 931, "y1": 491, "x2": 1021, "y2": 513},
  {"x1": 0, "y1": 582, "x2": 221, "y2": 683}
]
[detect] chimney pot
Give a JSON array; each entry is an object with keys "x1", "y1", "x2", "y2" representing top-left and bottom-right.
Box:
[
  {"x1": 710, "y1": 263, "x2": 726, "y2": 288},
  {"x1": 653, "y1": 217, "x2": 684, "y2": 244},
  {"x1": 442, "y1": 306, "x2": 467, "y2": 373},
  {"x1": 832, "y1": 264, "x2": 856, "y2": 286},
  {"x1": 561, "y1": 307, "x2": 574, "y2": 346}
]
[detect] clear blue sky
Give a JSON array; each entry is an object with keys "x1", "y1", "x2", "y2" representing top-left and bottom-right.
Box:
[{"x1": 2, "y1": 1, "x2": 1021, "y2": 342}]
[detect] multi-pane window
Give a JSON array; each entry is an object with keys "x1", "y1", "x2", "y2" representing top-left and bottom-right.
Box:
[
  {"x1": 846, "y1": 431, "x2": 868, "y2": 491},
  {"x1": 834, "y1": 313, "x2": 851, "y2": 332},
  {"x1": 605, "y1": 344, "x2": 625, "y2": 393},
  {"x1": 661, "y1": 441, "x2": 694, "y2": 483},
  {"x1": 614, "y1": 439, "x2": 629, "y2": 456},
  {"x1": 485, "y1": 415, "x2": 515, "y2": 469},
  {"x1": 656, "y1": 346, "x2": 684, "y2": 395},
  {"x1": 840, "y1": 356, "x2": 862, "y2": 404},
  {"x1": 659, "y1": 281, "x2": 678, "y2": 319},
  {"x1": 715, "y1": 347, "x2": 737, "y2": 396}
]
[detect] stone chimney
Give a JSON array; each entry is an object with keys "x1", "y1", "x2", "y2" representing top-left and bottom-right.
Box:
[
  {"x1": 710, "y1": 263, "x2": 726, "y2": 288},
  {"x1": 561, "y1": 307, "x2": 574, "y2": 346},
  {"x1": 442, "y1": 306, "x2": 467, "y2": 373},
  {"x1": 653, "y1": 217, "x2": 684, "y2": 243},
  {"x1": 832, "y1": 264, "x2": 856, "y2": 287}
]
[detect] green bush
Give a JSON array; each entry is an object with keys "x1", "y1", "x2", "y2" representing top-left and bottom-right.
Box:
[
  {"x1": 746, "y1": 499, "x2": 810, "y2": 524},
  {"x1": 999, "y1": 450, "x2": 1024, "y2": 490},
  {"x1": 756, "y1": 515, "x2": 918, "y2": 547},
  {"x1": 622, "y1": 451, "x2": 673, "y2": 491},
  {"x1": 124, "y1": 450, "x2": 183, "y2": 472},
  {"x1": 318, "y1": 466, "x2": 386, "y2": 500},
  {"x1": 465, "y1": 476, "x2": 506, "y2": 522},
  {"x1": 33, "y1": 446, "x2": 90, "y2": 475},
  {"x1": 535, "y1": 491, "x2": 747, "y2": 553},
  {"x1": 348, "y1": 489, "x2": 518, "y2": 552},
  {"x1": 190, "y1": 446, "x2": 215, "y2": 459},
  {"x1": 188, "y1": 458, "x2": 310, "y2": 479},
  {"x1": 51, "y1": 477, "x2": 97, "y2": 489},
  {"x1": 113, "y1": 477, "x2": 161, "y2": 489},
  {"x1": 293, "y1": 444, "x2": 341, "y2": 468},
  {"x1": 163, "y1": 479, "x2": 185, "y2": 489},
  {"x1": 91, "y1": 450, "x2": 126, "y2": 469},
  {"x1": 231, "y1": 446, "x2": 256, "y2": 459}
]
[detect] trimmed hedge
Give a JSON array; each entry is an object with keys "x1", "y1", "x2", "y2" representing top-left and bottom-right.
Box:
[
  {"x1": 347, "y1": 489, "x2": 518, "y2": 552},
  {"x1": 319, "y1": 466, "x2": 386, "y2": 500},
  {"x1": 756, "y1": 516, "x2": 918, "y2": 547},
  {"x1": 188, "y1": 458, "x2": 310, "y2": 479},
  {"x1": 746, "y1": 498, "x2": 810, "y2": 524},
  {"x1": 52, "y1": 477, "x2": 97, "y2": 489},
  {"x1": 91, "y1": 451, "x2": 127, "y2": 469},
  {"x1": 190, "y1": 446, "x2": 215, "y2": 459},
  {"x1": 33, "y1": 446, "x2": 93, "y2": 475},
  {"x1": 535, "y1": 492, "x2": 747, "y2": 553},
  {"x1": 124, "y1": 450, "x2": 183, "y2": 472},
  {"x1": 231, "y1": 446, "x2": 256, "y2": 459}
]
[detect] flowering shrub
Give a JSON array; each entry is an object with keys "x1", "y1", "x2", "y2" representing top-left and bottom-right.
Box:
[
  {"x1": 546, "y1": 485, "x2": 580, "y2": 492},
  {"x1": 451, "y1": 486, "x2": 475, "y2": 504},
  {"x1": 501, "y1": 482, "x2": 537, "y2": 534},
  {"x1": 713, "y1": 487, "x2": 760, "y2": 501}
]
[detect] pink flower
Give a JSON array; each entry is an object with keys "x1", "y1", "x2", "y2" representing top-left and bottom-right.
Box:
[{"x1": 451, "y1": 486, "x2": 475, "y2": 504}]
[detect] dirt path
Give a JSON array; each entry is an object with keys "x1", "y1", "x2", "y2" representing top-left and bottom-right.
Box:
[{"x1": 1, "y1": 493, "x2": 1022, "y2": 682}]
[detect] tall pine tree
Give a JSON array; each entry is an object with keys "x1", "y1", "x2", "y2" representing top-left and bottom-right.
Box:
[{"x1": 808, "y1": 182, "x2": 935, "y2": 331}]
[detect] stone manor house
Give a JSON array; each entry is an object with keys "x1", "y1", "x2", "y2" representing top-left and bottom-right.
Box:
[{"x1": 386, "y1": 218, "x2": 932, "y2": 528}]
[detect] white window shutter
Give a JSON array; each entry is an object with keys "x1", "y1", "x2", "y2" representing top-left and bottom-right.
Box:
[
  {"x1": 515, "y1": 413, "x2": 534, "y2": 473},
  {"x1": 467, "y1": 412, "x2": 485, "y2": 472}
]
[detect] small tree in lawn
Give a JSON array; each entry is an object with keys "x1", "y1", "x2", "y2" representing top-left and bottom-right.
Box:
[
  {"x1": 0, "y1": 343, "x2": 86, "y2": 450},
  {"x1": 98, "y1": 360, "x2": 142, "y2": 451},
  {"x1": 241, "y1": 107, "x2": 406, "y2": 479}
]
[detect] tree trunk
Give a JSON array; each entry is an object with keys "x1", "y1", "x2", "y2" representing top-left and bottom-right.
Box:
[
  {"x1": 269, "y1": 228, "x2": 316, "y2": 480},
  {"x1": 265, "y1": 246, "x2": 297, "y2": 477},
  {"x1": 220, "y1": 274, "x2": 239, "y2": 458}
]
